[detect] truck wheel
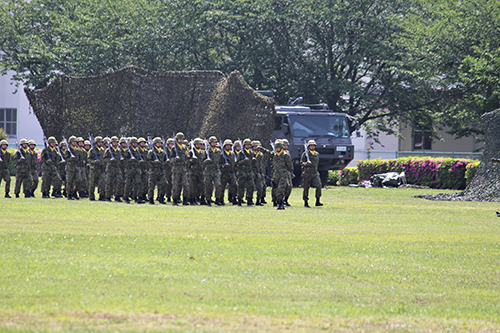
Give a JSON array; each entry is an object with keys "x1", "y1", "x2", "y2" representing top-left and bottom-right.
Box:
[{"x1": 319, "y1": 171, "x2": 328, "y2": 187}]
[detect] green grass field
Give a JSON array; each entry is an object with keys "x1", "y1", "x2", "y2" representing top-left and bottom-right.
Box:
[{"x1": 0, "y1": 184, "x2": 499, "y2": 332}]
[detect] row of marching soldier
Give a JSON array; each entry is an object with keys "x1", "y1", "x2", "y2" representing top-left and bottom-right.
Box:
[{"x1": 0, "y1": 133, "x2": 323, "y2": 209}]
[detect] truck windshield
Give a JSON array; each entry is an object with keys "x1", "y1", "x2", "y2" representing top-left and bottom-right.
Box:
[{"x1": 288, "y1": 115, "x2": 350, "y2": 138}]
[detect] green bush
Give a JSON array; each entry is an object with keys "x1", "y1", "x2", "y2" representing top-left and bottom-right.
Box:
[
  {"x1": 465, "y1": 160, "x2": 481, "y2": 186},
  {"x1": 338, "y1": 167, "x2": 358, "y2": 186},
  {"x1": 327, "y1": 170, "x2": 341, "y2": 186}
]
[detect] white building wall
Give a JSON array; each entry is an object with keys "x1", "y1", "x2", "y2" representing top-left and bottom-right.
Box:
[
  {"x1": 348, "y1": 129, "x2": 400, "y2": 166},
  {"x1": 0, "y1": 72, "x2": 44, "y2": 147}
]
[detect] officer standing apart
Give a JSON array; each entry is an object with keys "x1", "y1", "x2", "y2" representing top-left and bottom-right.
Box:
[
  {"x1": 0, "y1": 140, "x2": 11, "y2": 198},
  {"x1": 301, "y1": 140, "x2": 323, "y2": 207}
]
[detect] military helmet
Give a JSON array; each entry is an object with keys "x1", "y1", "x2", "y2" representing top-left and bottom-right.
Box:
[
  {"x1": 282, "y1": 139, "x2": 289, "y2": 145},
  {"x1": 183, "y1": 139, "x2": 188, "y2": 144},
  {"x1": 138, "y1": 137, "x2": 146, "y2": 143},
  {"x1": 20, "y1": 138, "x2": 28, "y2": 145},
  {"x1": 274, "y1": 139, "x2": 283, "y2": 148},
  {"x1": 223, "y1": 139, "x2": 233, "y2": 146},
  {"x1": 234, "y1": 140, "x2": 241, "y2": 147},
  {"x1": 251, "y1": 140, "x2": 260, "y2": 147},
  {"x1": 28, "y1": 140, "x2": 36, "y2": 145},
  {"x1": 77, "y1": 137, "x2": 84, "y2": 142},
  {"x1": 307, "y1": 140, "x2": 317, "y2": 146},
  {"x1": 110, "y1": 136, "x2": 119, "y2": 143},
  {"x1": 68, "y1": 136, "x2": 77, "y2": 143},
  {"x1": 175, "y1": 132, "x2": 185, "y2": 140},
  {"x1": 48, "y1": 136, "x2": 57, "y2": 144},
  {"x1": 208, "y1": 136, "x2": 217, "y2": 143},
  {"x1": 167, "y1": 138, "x2": 174, "y2": 144},
  {"x1": 119, "y1": 137, "x2": 126, "y2": 144},
  {"x1": 130, "y1": 137, "x2": 138, "y2": 144},
  {"x1": 194, "y1": 138, "x2": 203, "y2": 145},
  {"x1": 94, "y1": 136, "x2": 103, "y2": 143},
  {"x1": 153, "y1": 137, "x2": 162, "y2": 144},
  {"x1": 0, "y1": 139, "x2": 8, "y2": 145},
  {"x1": 243, "y1": 138, "x2": 252, "y2": 146},
  {"x1": 84, "y1": 140, "x2": 90, "y2": 146},
  {"x1": 104, "y1": 137, "x2": 110, "y2": 142},
  {"x1": 59, "y1": 141, "x2": 66, "y2": 147}
]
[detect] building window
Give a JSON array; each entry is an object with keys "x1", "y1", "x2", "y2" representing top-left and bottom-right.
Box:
[
  {"x1": 413, "y1": 131, "x2": 432, "y2": 150},
  {"x1": 0, "y1": 108, "x2": 17, "y2": 137}
]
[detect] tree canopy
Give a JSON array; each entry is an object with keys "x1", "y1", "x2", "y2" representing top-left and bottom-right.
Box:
[{"x1": 1, "y1": 0, "x2": 499, "y2": 138}]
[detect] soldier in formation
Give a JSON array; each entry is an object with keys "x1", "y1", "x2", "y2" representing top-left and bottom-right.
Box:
[{"x1": 3, "y1": 134, "x2": 325, "y2": 209}]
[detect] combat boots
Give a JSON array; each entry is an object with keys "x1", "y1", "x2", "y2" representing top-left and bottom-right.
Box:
[
  {"x1": 42, "y1": 192, "x2": 50, "y2": 199},
  {"x1": 182, "y1": 196, "x2": 190, "y2": 205},
  {"x1": 304, "y1": 200, "x2": 310, "y2": 208},
  {"x1": 261, "y1": 198, "x2": 267, "y2": 204},
  {"x1": 199, "y1": 196, "x2": 208, "y2": 205},
  {"x1": 115, "y1": 196, "x2": 122, "y2": 202},
  {"x1": 5, "y1": 194, "x2": 11, "y2": 198},
  {"x1": 284, "y1": 196, "x2": 291, "y2": 206},
  {"x1": 237, "y1": 198, "x2": 242, "y2": 206},
  {"x1": 149, "y1": 198, "x2": 155, "y2": 205},
  {"x1": 277, "y1": 200, "x2": 285, "y2": 210},
  {"x1": 247, "y1": 198, "x2": 254, "y2": 206},
  {"x1": 123, "y1": 197, "x2": 131, "y2": 204},
  {"x1": 316, "y1": 198, "x2": 323, "y2": 206},
  {"x1": 255, "y1": 198, "x2": 263, "y2": 206}
]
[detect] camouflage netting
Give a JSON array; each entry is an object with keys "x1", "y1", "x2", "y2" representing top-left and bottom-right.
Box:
[
  {"x1": 417, "y1": 109, "x2": 500, "y2": 202},
  {"x1": 24, "y1": 66, "x2": 275, "y2": 142},
  {"x1": 200, "y1": 70, "x2": 275, "y2": 145}
]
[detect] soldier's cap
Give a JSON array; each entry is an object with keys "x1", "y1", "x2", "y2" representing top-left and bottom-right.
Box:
[
  {"x1": 243, "y1": 138, "x2": 252, "y2": 146},
  {"x1": 0, "y1": 139, "x2": 8, "y2": 145},
  {"x1": 68, "y1": 136, "x2": 77, "y2": 143},
  {"x1": 175, "y1": 132, "x2": 185, "y2": 140},
  {"x1": 308, "y1": 140, "x2": 317, "y2": 146},
  {"x1": 223, "y1": 139, "x2": 233, "y2": 146},
  {"x1": 48, "y1": 136, "x2": 57, "y2": 144},
  {"x1": 251, "y1": 140, "x2": 260, "y2": 147},
  {"x1": 233, "y1": 140, "x2": 241, "y2": 147},
  {"x1": 77, "y1": 137, "x2": 84, "y2": 142},
  {"x1": 84, "y1": 140, "x2": 91, "y2": 145},
  {"x1": 166, "y1": 138, "x2": 174, "y2": 144},
  {"x1": 94, "y1": 136, "x2": 103, "y2": 143},
  {"x1": 20, "y1": 138, "x2": 28, "y2": 145},
  {"x1": 28, "y1": 140, "x2": 36, "y2": 145},
  {"x1": 194, "y1": 138, "x2": 203, "y2": 145},
  {"x1": 274, "y1": 139, "x2": 283, "y2": 148},
  {"x1": 153, "y1": 137, "x2": 162, "y2": 144},
  {"x1": 110, "y1": 136, "x2": 119, "y2": 142},
  {"x1": 130, "y1": 137, "x2": 138, "y2": 144},
  {"x1": 119, "y1": 137, "x2": 127, "y2": 144},
  {"x1": 208, "y1": 136, "x2": 217, "y2": 143},
  {"x1": 282, "y1": 139, "x2": 289, "y2": 145}
]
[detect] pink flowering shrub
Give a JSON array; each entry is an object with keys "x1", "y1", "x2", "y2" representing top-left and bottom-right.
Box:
[{"x1": 336, "y1": 157, "x2": 480, "y2": 189}]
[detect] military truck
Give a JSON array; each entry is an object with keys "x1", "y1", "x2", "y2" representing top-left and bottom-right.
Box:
[{"x1": 259, "y1": 91, "x2": 358, "y2": 186}]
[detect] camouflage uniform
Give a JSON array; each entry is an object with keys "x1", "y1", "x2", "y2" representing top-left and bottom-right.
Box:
[
  {"x1": 252, "y1": 141, "x2": 266, "y2": 206},
  {"x1": 282, "y1": 139, "x2": 293, "y2": 206},
  {"x1": 0, "y1": 140, "x2": 11, "y2": 197},
  {"x1": 260, "y1": 140, "x2": 293, "y2": 210},
  {"x1": 204, "y1": 136, "x2": 223, "y2": 205},
  {"x1": 123, "y1": 137, "x2": 144, "y2": 203},
  {"x1": 138, "y1": 138, "x2": 149, "y2": 201},
  {"x1": 58, "y1": 142, "x2": 67, "y2": 197},
  {"x1": 64, "y1": 136, "x2": 82, "y2": 200},
  {"x1": 164, "y1": 138, "x2": 174, "y2": 201},
  {"x1": 301, "y1": 140, "x2": 323, "y2": 207},
  {"x1": 147, "y1": 137, "x2": 167, "y2": 204},
  {"x1": 13, "y1": 139, "x2": 33, "y2": 198},
  {"x1": 40, "y1": 137, "x2": 62, "y2": 198},
  {"x1": 103, "y1": 136, "x2": 124, "y2": 202},
  {"x1": 188, "y1": 138, "x2": 206, "y2": 205},
  {"x1": 27, "y1": 140, "x2": 39, "y2": 197},
  {"x1": 76, "y1": 137, "x2": 89, "y2": 197},
  {"x1": 236, "y1": 139, "x2": 255, "y2": 205},
  {"x1": 218, "y1": 139, "x2": 237, "y2": 205},
  {"x1": 171, "y1": 133, "x2": 189, "y2": 205},
  {"x1": 87, "y1": 136, "x2": 106, "y2": 201}
]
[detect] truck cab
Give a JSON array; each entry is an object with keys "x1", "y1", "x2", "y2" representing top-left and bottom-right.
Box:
[{"x1": 273, "y1": 104, "x2": 356, "y2": 186}]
